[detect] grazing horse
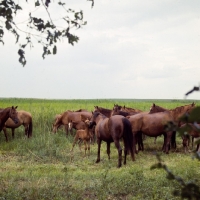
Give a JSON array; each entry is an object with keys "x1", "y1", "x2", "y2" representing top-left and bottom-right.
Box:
[
  {"x1": 0, "y1": 106, "x2": 19, "y2": 141},
  {"x1": 93, "y1": 106, "x2": 112, "y2": 118},
  {"x1": 89, "y1": 111, "x2": 135, "y2": 168},
  {"x1": 70, "y1": 118, "x2": 93, "y2": 156},
  {"x1": 128, "y1": 103, "x2": 195, "y2": 154},
  {"x1": 52, "y1": 110, "x2": 92, "y2": 136},
  {"x1": 2, "y1": 110, "x2": 32, "y2": 141}
]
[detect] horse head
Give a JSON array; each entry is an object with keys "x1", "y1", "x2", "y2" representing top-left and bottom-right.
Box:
[{"x1": 9, "y1": 106, "x2": 19, "y2": 124}]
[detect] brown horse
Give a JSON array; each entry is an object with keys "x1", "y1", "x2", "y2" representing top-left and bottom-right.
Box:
[
  {"x1": 93, "y1": 106, "x2": 112, "y2": 118},
  {"x1": 89, "y1": 111, "x2": 135, "y2": 168},
  {"x1": 0, "y1": 106, "x2": 19, "y2": 141},
  {"x1": 111, "y1": 104, "x2": 138, "y2": 117},
  {"x1": 115, "y1": 104, "x2": 143, "y2": 113},
  {"x1": 70, "y1": 118, "x2": 93, "y2": 156},
  {"x1": 68, "y1": 119, "x2": 95, "y2": 143},
  {"x1": 2, "y1": 110, "x2": 32, "y2": 141},
  {"x1": 149, "y1": 103, "x2": 195, "y2": 147},
  {"x1": 52, "y1": 110, "x2": 92, "y2": 136},
  {"x1": 179, "y1": 123, "x2": 200, "y2": 153},
  {"x1": 128, "y1": 103, "x2": 195, "y2": 154}
]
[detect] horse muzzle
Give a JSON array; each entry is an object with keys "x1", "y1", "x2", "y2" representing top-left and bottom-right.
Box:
[{"x1": 89, "y1": 121, "x2": 95, "y2": 128}]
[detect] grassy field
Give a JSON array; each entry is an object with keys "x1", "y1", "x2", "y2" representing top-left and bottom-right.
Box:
[{"x1": 0, "y1": 98, "x2": 199, "y2": 200}]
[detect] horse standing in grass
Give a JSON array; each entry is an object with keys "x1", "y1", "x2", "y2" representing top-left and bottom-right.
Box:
[
  {"x1": 52, "y1": 110, "x2": 92, "y2": 136},
  {"x1": 128, "y1": 103, "x2": 195, "y2": 154},
  {"x1": 89, "y1": 111, "x2": 135, "y2": 168},
  {"x1": 70, "y1": 117, "x2": 93, "y2": 156},
  {"x1": 2, "y1": 110, "x2": 32, "y2": 141},
  {"x1": 0, "y1": 106, "x2": 19, "y2": 141}
]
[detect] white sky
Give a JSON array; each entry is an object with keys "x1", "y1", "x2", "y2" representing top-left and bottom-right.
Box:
[{"x1": 1, "y1": 0, "x2": 200, "y2": 100}]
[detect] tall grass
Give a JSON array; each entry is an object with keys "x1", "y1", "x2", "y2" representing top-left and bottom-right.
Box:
[{"x1": 0, "y1": 98, "x2": 199, "y2": 199}]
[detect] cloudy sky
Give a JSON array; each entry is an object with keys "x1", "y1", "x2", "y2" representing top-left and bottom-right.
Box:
[{"x1": 1, "y1": 0, "x2": 200, "y2": 100}]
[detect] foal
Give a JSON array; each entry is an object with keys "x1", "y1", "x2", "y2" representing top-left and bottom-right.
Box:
[{"x1": 70, "y1": 118, "x2": 93, "y2": 156}]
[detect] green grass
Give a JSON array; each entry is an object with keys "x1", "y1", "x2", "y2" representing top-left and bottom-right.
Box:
[{"x1": 0, "y1": 98, "x2": 199, "y2": 199}]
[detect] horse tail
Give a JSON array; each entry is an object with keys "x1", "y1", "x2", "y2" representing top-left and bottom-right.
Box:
[
  {"x1": 28, "y1": 118, "x2": 33, "y2": 137},
  {"x1": 122, "y1": 118, "x2": 135, "y2": 161}
]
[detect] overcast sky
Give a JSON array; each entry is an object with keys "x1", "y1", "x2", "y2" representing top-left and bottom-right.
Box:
[{"x1": 1, "y1": 0, "x2": 200, "y2": 100}]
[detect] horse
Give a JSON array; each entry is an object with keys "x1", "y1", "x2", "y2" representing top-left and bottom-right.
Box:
[
  {"x1": 0, "y1": 106, "x2": 19, "y2": 141},
  {"x1": 70, "y1": 117, "x2": 93, "y2": 156},
  {"x1": 128, "y1": 103, "x2": 195, "y2": 154},
  {"x1": 111, "y1": 104, "x2": 138, "y2": 117},
  {"x1": 68, "y1": 120, "x2": 95, "y2": 144},
  {"x1": 93, "y1": 106, "x2": 112, "y2": 118},
  {"x1": 179, "y1": 123, "x2": 200, "y2": 153},
  {"x1": 114, "y1": 104, "x2": 142, "y2": 113},
  {"x1": 149, "y1": 102, "x2": 195, "y2": 147},
  {"x1": 2, "y1": 110, "x2": 32, "y2": 141},
  {"x1": 89, "y1": 111, "x2": 135, "y2": 168},
  {"x1": 52, "y1": 110, "x2": 92, "y2": 136}
]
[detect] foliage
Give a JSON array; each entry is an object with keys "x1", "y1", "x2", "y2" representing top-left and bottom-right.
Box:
[
  {"x1": 151, "y1": 154, "x2": 200, "y2": 200},
  {"x1": 0, "y1": 0, "x2": 94, "y2": 66},
  {"x1": 152, "y1": 86, "x2": 200, "y2": 199}
]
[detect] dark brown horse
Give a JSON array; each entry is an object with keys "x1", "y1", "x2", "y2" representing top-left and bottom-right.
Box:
[
  {"x1": 89, "y1": 111, "x2": 135, "y2": 168},
  {"x1": 93, "y1": 106, "x2": 112, "y2": 118},
  {"x1": 2, "y1": 110, "x2": 32, "y2": 141},
  {"x1": 0, "y1": 106, "x2": 19, "y2": 141},
  {"x1": 128, "y1": 103, "x2": 195, "y2": 154},
  {"x1": 52, "y1": 110, "x2": 92, "y2": 136}
]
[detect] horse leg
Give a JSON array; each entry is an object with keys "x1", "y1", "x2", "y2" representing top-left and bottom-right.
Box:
[
  {"x1": 24, "y1": 124, "x2": 29, "y2": 137},
  {"x1": 64, "y1": 125, "x2": 70, "y2": 137},
  {"x1": 113, "y1": 140, "x2": 122, "y2": 168},
  {"x1": 96, "y1": 139, "x2": 102, "y2": 163},
  {"x1": 106, "y1": 142, "x2": 111, "y2": 160},
  {"x1": 2, "y1": 127, "x2": 8, "y2": 142},
  {"x1": 162, "y1": 134, "x2": 167, "y2": 152},
  {"x1": 70, "y1": 135, "x2": 79, "y2": 152},
  {"x1": 11, "y1": 128, "x2": 15, "y2": 139},
  {"x1": 87, "y1": 140, "x2": 90, "y2": 156},
  {"x1": 165, "y1": 132, "x2": 173, "y2": 154}
]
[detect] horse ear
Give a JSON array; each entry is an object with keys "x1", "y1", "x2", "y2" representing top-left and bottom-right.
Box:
[{"x1": 153, "y1": 103, "x2": 155, "y2": 107}]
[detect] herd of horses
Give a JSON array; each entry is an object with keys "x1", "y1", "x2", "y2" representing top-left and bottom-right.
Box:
[{"x1": 0, "y1": 102, "x2": 199, "y2": 168}]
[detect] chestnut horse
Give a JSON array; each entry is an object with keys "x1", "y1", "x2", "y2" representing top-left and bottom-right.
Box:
[
  {"x1": 2, "y1": 110, "x2": 32, "y2": 141},
  {"x1": 89, "y1": 111, "x2": 135, "y2": 168},
  {"x1": 0, "y1": 106, "x2": 19, "y2": 141},
  {"x1": 68, "y1": 120, "x2": 95, "y2": 144},
  {"x1": 52, "y1": 110, "x2": 92, "y2": 136},
  {"x1": 70, "y1": 118, "x2": 93, "y2": 156},
  {"x1": 128, "y1": 103, "x2": 195, "y2": 154}
]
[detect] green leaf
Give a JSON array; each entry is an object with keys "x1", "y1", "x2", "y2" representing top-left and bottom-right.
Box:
[
  {"x1": 35, "y1": 0, "x2": 40, "y2": 7},
  {"x1": 5, "y1": 21, "x2": 12, "y2": 30},
  {"x1": 53, "y1": 45, "x2": 57, "y2": 55}
]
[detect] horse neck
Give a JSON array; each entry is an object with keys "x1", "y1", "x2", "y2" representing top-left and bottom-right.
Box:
[
  {"x1": 95, "y1": 114, "x2": 106, "y2": 124},
  {"x1": 169, "y1": 107, "x2": 189, "y2": 121},
  {"x1": 0, "y1": 107, "x2": 10, "y2": 124},
  {"x1": 98, "y1": 108, "x2": 112, "y2": 117}
]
